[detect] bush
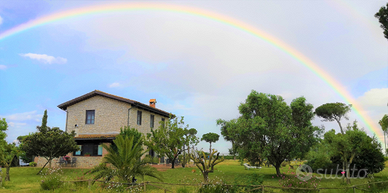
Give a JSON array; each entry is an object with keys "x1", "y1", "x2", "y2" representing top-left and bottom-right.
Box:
[
  {"x1": 40, "y1": 166, "x2": 63, "y2": 190},
  {"x1": 177, "y1": 187, "x2": 190, "y2": 193},
  {"x1": 281, "y1": 162, "x2": 288, "y2": 167},
  {"x1": 277, "y1": 168, "x2": 320, "y2": 193},
  {"x1": 143, "y1": 155, "x2": 159, "y2": 164},
  {"x1": 198, "y1": 183, "x2": 236, "y2": 193},
  {"x1": 29, "y1": 162, "x2": 37, "y2": 167},
  {"x1": 231, "y1": 173, "x2": 263, "y2": 193},
  {"x1": 40, "y1": 176, "x2": 63, "y2": 190},
  {"x1": 74, "y1": 175, "x2": 88, "y2": 187},
  {"x1": 222, "y1": 156, "x2": 236, "y2": 160}
]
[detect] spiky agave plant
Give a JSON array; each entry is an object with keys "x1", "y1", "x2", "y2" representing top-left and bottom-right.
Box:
[{"x1": 86, "y1": 135, "x2": 162, "y2": 184}]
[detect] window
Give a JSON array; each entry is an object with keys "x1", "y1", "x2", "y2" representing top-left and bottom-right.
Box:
[
  {"x1": 161, "y1": 118, "x2": 165, "y2": 128},
  {"x1": 86, "y1": 110, "x2": 95, "y2": 124},
  {"x1": 73, "y1": 143, "x2": 103, "y2": 156},
  {"x1": 137, "y1": 111, "x2": 142, "y2": 125},
  {"x1": 75, "y1": 145, "x2": 81, "y2": 155},
  {"x1": 150, "y1": 115, "x2": 154, "y2": 128}
]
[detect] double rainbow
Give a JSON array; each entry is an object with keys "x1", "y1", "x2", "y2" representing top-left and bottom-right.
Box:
[{"x1": 0, "y1": 3, "x2": 382, "y2": 142}]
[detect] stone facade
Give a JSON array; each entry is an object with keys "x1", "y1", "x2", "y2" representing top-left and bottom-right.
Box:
[
  {"x1": 66, "y1": 95, "x2": 167, "y2": 135},
  {"x1": 35, "y1": 156, "x2": 103, "y2": 168}
]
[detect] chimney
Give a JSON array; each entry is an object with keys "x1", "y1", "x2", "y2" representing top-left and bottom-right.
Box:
[{"x1": 149, "y1": 99, "x2": 157, "y2": 108}]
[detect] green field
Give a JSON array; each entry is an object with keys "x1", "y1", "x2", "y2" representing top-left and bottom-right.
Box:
[{"x1": 1, "y1": 160, "x2": 388, "y2": 192}]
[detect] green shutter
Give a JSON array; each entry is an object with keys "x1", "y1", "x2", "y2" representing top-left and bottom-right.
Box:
[{"x1": 98, "y1": 145, "x2": 103, "y2": 155}]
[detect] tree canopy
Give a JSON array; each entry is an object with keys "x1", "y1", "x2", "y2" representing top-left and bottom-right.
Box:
[
  {"x1": 217, "y1": 119, "x2": 239, "y2": 156},
  {"x1": 379, "y1": 114, "x2": 388, "y2": 132},
  {"x1": 219, "y1": 91, "x2": 322, "y2": 176},
  {"x1": 315, "y1": 102, "x2": 351, "y2": 134},
  {"x1": 0, "y1": 118, "x2": 7, "y2": 148},
  {"x1": 20, "y1": 110, "x2": 79, "y2": 174},
  {"x1": 201, "y1": 132, "x2": 220, "y2": 154},
  {"x1": 324, "y1": 121, "x2": 372, "y2": 184},
  {"x1": 375, "y1": 3, "x2": 388, "y2": 40},
  {"x1": 145, "y1": 116, "x2": 190, "y2": 169},
  {"x1": 87, "y1": 135, "x2": 162, "y2": 183}
]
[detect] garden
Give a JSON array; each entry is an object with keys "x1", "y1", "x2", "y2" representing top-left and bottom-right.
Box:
[{"x1": 2, "y1": 159, "x2": 388, "y2": 192}]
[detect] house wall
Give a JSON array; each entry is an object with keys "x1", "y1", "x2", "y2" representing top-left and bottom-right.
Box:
[
  {"x1": 34, "y1": 156, "x2": 103, "y2": 168},
  {"x1": 66, "y1": 95, "x2": 168, "y2": 136}
]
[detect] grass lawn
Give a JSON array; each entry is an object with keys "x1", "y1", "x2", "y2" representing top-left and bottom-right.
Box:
[{"x1": 1, "y1": 160, "x2": 388, "y2": 192}]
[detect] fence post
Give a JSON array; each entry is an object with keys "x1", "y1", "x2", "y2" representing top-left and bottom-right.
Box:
[
  {"x1": 353, "y1": 186, "x2": 355, "y2": 193},
  {"x1": 88, "y1": 179, "x2": 91, "y2": 190},
  {"x1": 262, "y1": 185, "x2": 264, "y2": 193},
  {"x1": 144, "y1": 181, "x2": 147, "y2": 192}
]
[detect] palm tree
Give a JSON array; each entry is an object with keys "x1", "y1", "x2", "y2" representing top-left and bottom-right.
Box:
[{"x1": 87, "y1": 135, "x2": 162, "y2": 184}]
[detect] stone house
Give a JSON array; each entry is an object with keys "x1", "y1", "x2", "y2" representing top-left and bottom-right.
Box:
[{"x1": 35, "y1": 90, "x2": 172, "y2": 168}]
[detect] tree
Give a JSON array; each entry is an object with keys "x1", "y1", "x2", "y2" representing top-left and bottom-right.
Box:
[
  {"x1": 145, "y1": 116, "x2": 189, "y2": 169},
  {"x1": 189, "y1": 149, "x2": 224, "y2": 182},
  {"x1": 324, "y1": 121, "x2": 370, "y2": 184},
  {"x1": 375, "y1": 3, "x2": 388, "y2": 40},
  {"x1": 182, "y1": 128, "x2": 198, "y2": 167},
  {"x1": 217, "y1": 119, "x2": 239, "y2": 158},
  {"x1": 315, "y1": 103, "x2": 351, "y2": 134},
  {"x1": 226, "y1": 91, "x2": 321, "y2": 176},
  {"x1": 87, "y1": 135, "x2": 162, "y2": 183},
  {"x1": 379, "y1": 115, "x2": 388, "y2": 156},
  {"x1": 17, "y1": 135, "x2": 33, "y2": 163},
  {"x1": 0, "y1": 118, "x2": 7, "y2": 149},
  {"x1": 0, "y1": 143, "x2": 19, "y2": 181},
  {"x1": 111, "y1": 126, "x2": 144, "y2": 152},
  {"x1": 201, "y1": 132, "x2": 219, "y2": 154},
  {"x1": 21, "y1": 110, "x2": 79, "y2": 174}
]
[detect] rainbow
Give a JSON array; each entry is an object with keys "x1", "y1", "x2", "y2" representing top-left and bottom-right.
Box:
[{"x1": 0, "y1": 2, "x2": 383, "y2": 142}]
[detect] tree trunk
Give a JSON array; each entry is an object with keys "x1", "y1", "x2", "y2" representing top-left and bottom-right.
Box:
[
  {"x1": 183, "y1": 144, "x2": 186, "y2": 168},
  {"x1": 37, "y1": 159, "x2": 51, "y2": 175},
  {"x1": 342, "y1": 161, "x2": 346, "y2": 183},
  {"x1": 209, "y1": 142, "x2": 212, "y2": 155},
  {"x1": 203, "y1": 171, "x2": 209, "y2": 183},
  {"x1": 275, "y1": 165, "x2": 281, "y2": 176},
  {"x1": 5, "y1": 167, "x2": 10, "y2": 181},
  {"x1": 384, "y1": 131, "x2": 387, "y2": 157},
  {"x1": 336, "y1": 119, "x2": 344, "y2": 134}
]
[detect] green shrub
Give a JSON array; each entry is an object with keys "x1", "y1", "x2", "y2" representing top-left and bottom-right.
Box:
[
  {"x1": 198, "y1": 183, "x2": 236, "y2": 193},
  {"x1": 177, "y1": 187, "x2": 190, "y2": 193},
  {"x1": 29, "y1": 162, "x2": 37, "y2": 167},
  {"x1": 143, "y1": 155, "x2": 159, "y2": 164},
  {"x1": 74, "y1": 175, "x2": 88, "y2": 187},
  {"x1": 40, "y1": 166, "x2": 63, "y2": 190},
  {"x1": 40, "y1": 176, "x2": 63, "y2": 190},
  {"x1": 281, "y1": 162, "x2": 288, "y2": 167},
  {"x1": 277, "y1": 168, "x2": 320, "y2": 193},
  {"x1": 233, "y1": 173, "x2": 264, "y2": 193}
]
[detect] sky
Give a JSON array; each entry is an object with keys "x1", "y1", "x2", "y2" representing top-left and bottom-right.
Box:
[{"x1": 0, "y1": 0, "x2": 387, "y2": 154}]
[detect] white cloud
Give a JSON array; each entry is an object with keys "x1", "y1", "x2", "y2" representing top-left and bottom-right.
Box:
[
  {"x1": 8, "y1": 122, "x2": 27, "y2": 128},
  {"x1": 0, "y1": 16, "x2": 3, "y2": 25},
  {"x1": 20, "y1": 53, "x2": 67, "y2": 64},
  {"x1": 1, "y1": 111, "x2": 42, "y2": 122},
  {"x1": 357, "y1": 88, "x2": 388, "y2": 107},
  {"x1": 0, "y1": 65, "x2": 6, "y2": 70},
  {"x1": 109, "y1": 82, "x2": 120, "y2": 88}
]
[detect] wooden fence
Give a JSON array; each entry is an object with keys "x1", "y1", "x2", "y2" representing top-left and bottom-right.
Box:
[{"x1": 62, "y1": 179, "x2": 388, "y2": 192}]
